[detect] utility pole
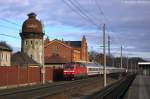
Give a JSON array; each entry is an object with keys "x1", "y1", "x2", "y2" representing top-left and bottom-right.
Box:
[
  {"x1": 127, "y1": 56, "x2": 128, "y2": 72},
  {"x1": 42, "y1": 38, "x2": 45, "y2": 84},
  {"x1": 112, "y1": 57, "x2": 115, "y2": 67},
  {"x1": 134, "y1": 62, "x2": 136, "y2": 73},
  {"x1": 108, "y1": 35, "x2": 110, "y2": 57},
  {"x1": 131, "y1": 61, "x2": 132, "y2": 73},
  {"x1": 121, "y1": 45, "x2": 123, "y2": 69},
  {"x1": 42, "y1": 22, "x2": 45, "y2": 84},
  {"x1": 103, "y1": 24, "x2": 107, "y2": 87},
  {"x1": 108, "y1": 35, "x2": 110, "y2": 66}
]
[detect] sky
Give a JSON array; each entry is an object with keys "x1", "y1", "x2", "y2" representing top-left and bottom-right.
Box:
[{"x1": 0, "y1": 0, "x2": 150, "y2": 60}]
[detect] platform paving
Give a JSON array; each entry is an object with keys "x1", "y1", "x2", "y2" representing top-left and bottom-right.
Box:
[{"x1": 124, "y1": 75, "x2": 150, "y2": 99}]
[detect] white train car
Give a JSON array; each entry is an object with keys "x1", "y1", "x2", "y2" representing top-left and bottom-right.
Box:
[
  {"x1": 75, "y1": 61, "x2": 126, "y2": 77},
  {"x1": 85, "y1": 62, "x2": 103, "y2": 76}
]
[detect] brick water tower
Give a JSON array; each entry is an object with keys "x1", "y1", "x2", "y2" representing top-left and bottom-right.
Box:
[{"x1": 20, "y1": 12, "x2": 44, "y2": 65}]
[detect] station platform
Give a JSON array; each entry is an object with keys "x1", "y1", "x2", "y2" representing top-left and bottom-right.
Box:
[{"x1": 124, "y1": 75, "x2": 150, "y2": 99}]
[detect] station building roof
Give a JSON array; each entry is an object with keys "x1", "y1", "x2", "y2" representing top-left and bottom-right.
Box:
[
  {"x1": 0, "y1": 42, "x2": 12, "y2": 52},
  {"x1": 138, "y1": 62, "x2": 150, "y2": 65},
  {"x1": 11, "y1": 51, "x2": 38, "y2": 66},
  {"x1": 64, "y1": 41, "x2": 81, "y2": 48}
]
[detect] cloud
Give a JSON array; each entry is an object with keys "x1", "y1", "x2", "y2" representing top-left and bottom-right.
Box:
[
  {"x1": 0, "y1": 0, "x2": 149, "y2": 59},
  {"x1": 0, "y1": 0, "x2": 28, "y2": 4}
]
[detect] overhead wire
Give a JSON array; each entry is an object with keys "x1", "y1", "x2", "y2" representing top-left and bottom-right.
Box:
[
  {"x1": 94, "y1": 0, "x2": 128, "y2": 66},
  {"x1": 94, "y1": 0, "x2": 126, "y2": 56},
  {"x1": 0, "y1": 18, "x2": 20, "y2": 27},
  {"x1": 73, "y1": 0, "x2": 101, "y2": 27},
  {"x1": 62, "y1": 0, "x2": 104, "y2": 54},
  {"x1": 0, "y1": 18, "x2": 23, "y2": 41},
  {"x1": 0, "y1": 24, "x2": 19, "y2": 30},
  {"x1": 94, "y1": 0, "x2": 108, "y2": 23},
  {"x1": 0, "y1": 33, "x2": 20, "y2": 39},
  {"x1": 69, "y1": 0, "x2": 99, "y2": 27},
  {"x1": 62, "y1": 0, "x2": 99, "y2": 28},
  {"x1": 0, "y1": 18, "x2": 20, "y2": 31}
]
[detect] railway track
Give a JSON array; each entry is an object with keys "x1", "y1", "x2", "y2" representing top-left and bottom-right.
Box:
[
  {"x1": 86, "y1": 74, "x2": 136, "y2": 99},
  {"x1": 0, "y1": 77, "x2": 103, "y2": 99}
]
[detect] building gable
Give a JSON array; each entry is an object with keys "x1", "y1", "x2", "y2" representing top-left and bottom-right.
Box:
[
  {"x1": 45, "y1": 40, "x2": 72, "y2": 49},
  {"x1": 44, "y1": 36, "x2": 89, "y2": 65},
  {"x1": 44, "y1": 40, "x2": 72, "y2": 64}
]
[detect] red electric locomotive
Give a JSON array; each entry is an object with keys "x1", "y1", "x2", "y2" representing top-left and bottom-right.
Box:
[{"x1": 63, "y1": 62, "x2": 87, "y2": 80}]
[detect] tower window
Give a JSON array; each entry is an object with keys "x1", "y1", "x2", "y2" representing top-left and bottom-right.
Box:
[
  {"x1": 2, "y1": 53, "x2": 3, "y2": 60},
  {"x1": 0, "y1": 54, "x2": 1, "y2": 61},
  {"x1": 36, "y1": 41, "x2": 38, "y2": 45},
  {"x1": 25, "y1": 41, "x2": 28, "y2": 45},
  {"x1": 31, "y1": 41, "x2": 33, "y2": 45},
  {"x1": 6, "y1": 54, "x2": 7, "y2": 61},
  {"x1": 31, "y1": 54, "x2": 33, "y2": 59}
]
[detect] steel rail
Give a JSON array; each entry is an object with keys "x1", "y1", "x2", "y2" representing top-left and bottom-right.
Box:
[
  {"x1": 0, "y1": 77, "x2": 100, "y2": 99},
  {"x1": 86, "y1": 74, "x2": 136, "y2": 99}
]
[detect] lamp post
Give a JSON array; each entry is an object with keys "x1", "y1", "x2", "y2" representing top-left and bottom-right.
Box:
[{"x1": 103, "y1": 24, "x2": 107, "y2": 87}]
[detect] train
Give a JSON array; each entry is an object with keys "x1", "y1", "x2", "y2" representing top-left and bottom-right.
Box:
[{"x1": 63, "y1": 61, "x2": 127, "y2": 80}]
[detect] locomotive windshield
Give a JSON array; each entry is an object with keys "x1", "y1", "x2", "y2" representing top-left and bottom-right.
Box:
[{"x1": 64, "y1": 63, "x2": 74, "y2": 70}]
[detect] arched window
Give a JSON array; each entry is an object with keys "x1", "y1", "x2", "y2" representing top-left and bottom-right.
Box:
[{"x1": 31, "y1": 54, "x2": 33, "y2": 59}]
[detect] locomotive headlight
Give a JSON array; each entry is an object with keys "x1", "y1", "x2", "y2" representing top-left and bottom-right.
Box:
[{"x1": 72, "y1": 71, "x2": 75, "y2": 74}]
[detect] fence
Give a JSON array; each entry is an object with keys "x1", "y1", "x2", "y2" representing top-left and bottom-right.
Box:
[{"x1": 0, "y1": 66, "x2": 63, "y2": 88}]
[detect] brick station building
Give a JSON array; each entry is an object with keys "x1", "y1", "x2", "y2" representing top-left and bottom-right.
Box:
[{"x1": 44, "y1": 35, "x2": 89, "y2": 67}]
